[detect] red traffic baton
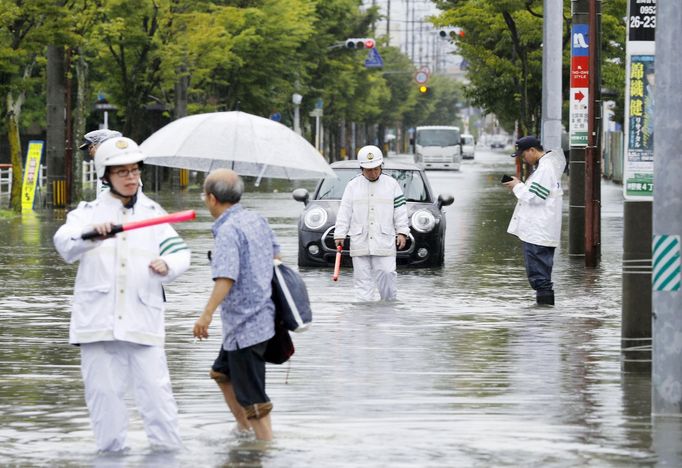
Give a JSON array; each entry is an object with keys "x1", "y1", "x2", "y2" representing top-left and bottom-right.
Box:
[
  {"x1": 81, "y1": 210, "x2": 196, "y2": 240},
  {"x1": 332, "y1": 245, "x2": 342, "y2": 281}
]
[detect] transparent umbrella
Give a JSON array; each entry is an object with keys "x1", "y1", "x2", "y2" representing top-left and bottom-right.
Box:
[{"x1": 140, "y1": 111, "x2": 335, "y2": 181}]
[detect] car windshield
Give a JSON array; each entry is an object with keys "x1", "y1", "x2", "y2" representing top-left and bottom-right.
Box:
[
  {"x1": 315, "y1": 168, "x2": 430, "y2": 202},
  {"x1": 416, "y1": 129, "x2": 460, "y2": 147},
  {"x1": 462, "y1": 135, "x2": 474, "y2": 145}
]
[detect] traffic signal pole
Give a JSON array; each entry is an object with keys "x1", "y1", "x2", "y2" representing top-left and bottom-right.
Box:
[
  {"x1": 568, "y1": 0, "x2": 588, "y2": 259},
  {"x1": 584, "y1": 0, "x2": 601, "y2": 267}
]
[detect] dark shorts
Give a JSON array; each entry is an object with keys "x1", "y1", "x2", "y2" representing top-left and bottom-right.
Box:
[{"x1": 211, "y1": 341, "x2": 270, "y2": 408}]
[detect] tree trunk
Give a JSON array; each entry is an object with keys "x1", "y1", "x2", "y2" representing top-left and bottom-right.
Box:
[
  {"x1": 73, "y1": 50, "x2": 89, "y2": 202},
  {"x1": 6, "y1": 93, "x2": 24, "y2": 212},
  {"x1": 175, "y1": 64, "x2": 189, "y2": 119}
]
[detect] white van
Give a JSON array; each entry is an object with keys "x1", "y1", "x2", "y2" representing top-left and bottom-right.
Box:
[
  {"x1": 413, "y1": 126, "x2": 462, "y2": 170},
  {"x1": 461, "y1": 134, "x2": 475, "y2": 159}
]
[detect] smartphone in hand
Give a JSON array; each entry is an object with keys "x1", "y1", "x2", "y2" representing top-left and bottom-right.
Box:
[{"x1": 501, "y1": 174, "x2": 513, "y2": 183}]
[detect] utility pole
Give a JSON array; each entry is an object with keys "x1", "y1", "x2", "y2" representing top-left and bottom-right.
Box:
[
  {"x1": 568, "y1": 0, "x2": 588, "y2": 258},
  {"x1": 652, "y1": 0, "x2": 679, "y2": 415},
  {"x1": 46, "y1": 45, "x2": 66, "y2": 209},
  {"x1": 404, "y1": 0, "x2": 410, "y2": 56},
  {"x1": 419, "y1": 18, "x2": 424, "y2": 66},
  {"x1": 65, "y1": 48, "x2": 73, "y2": 207},
  {"x1": 621, "y1": 0, "x2": 656, "y2": 372},
  {"x1": 411, "y1": 2, "x2": 415, "y2": 63},
  {"x1": 584, "y1": 0, "x2": 601, "y2": 267},
  {"x1": 386, "y1": 0, "x2": 391, "y2": 44},
  {"x1": 371, "y1": 0, "x2": 377, "y2": 36},
  {"x1": 541, "y1": 0, "x2": 563, "y2": 151}
]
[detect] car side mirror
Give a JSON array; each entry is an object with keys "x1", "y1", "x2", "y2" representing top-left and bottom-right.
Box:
[
  {"x1": 292, "y1": 188, "x2": 310, "y2": 206},
  {"x1": 437, "y1": 194, "x2": 454, "y2": 208}
]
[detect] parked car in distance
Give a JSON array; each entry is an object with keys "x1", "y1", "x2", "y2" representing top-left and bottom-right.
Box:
[
  {"x1": 490, "y1": 134, "x2": 508, "y2": 149},
  {"x1": 293, "y1": 160, "x2": 454, "y2": 268},
  {"x1": 461, "y1": 133, "x2": 475, "y2": 159}
]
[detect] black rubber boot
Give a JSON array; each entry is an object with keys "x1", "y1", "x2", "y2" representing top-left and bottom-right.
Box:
[{"x1": 536, "y1": 291, "x2": 555, "y2": 306}]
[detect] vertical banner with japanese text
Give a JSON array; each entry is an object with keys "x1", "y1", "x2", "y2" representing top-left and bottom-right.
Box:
[
  {"x1": 21, "y1": 140, "x2": 44, "y2": 211},
  {"x1": 624, "y1": 0, "x2": 656, "y2": 200},
  {"x1": 569, "y1": 24, "x2": 589, "y2": 146}
]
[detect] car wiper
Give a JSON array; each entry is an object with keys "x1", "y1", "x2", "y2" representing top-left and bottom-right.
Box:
[{"x1": 317, "y1": 189, "x2": 333, "y2": 199}]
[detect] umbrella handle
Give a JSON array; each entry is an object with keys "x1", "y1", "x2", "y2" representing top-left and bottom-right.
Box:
[{"x1": 332, "y1": 245, "x2": 342, "y2": 281}]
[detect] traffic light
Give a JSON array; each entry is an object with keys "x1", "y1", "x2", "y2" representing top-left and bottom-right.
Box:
[
  {"x1": 345, "y1": 38, "x2": 375, "y2": 49},
  {"x1": 438, "y1": 28, "x2": 464, "y2": 41},
  {"x1": 418, "y1": 85, "x2": 430, "y2": 95}
]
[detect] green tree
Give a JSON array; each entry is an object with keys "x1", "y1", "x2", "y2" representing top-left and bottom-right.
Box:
[
  {"x1": 434, "y1": 0, "x2": 627, "y2": 133},
  {"x1": 434, "y1": 0, "x2": 547, "y2": 135},
  {"x1": 175, "y1": 0, "x2": 316, "y2": 115},
  {"x1": 293, "y1": 0, "x2": 384, "y2": 157},
  {"x1": 89, "y1": 0, "x2": 171, "y2": 141},
  {"x1": 0, "y1": 0, "x2": 63, "y2": 211}
]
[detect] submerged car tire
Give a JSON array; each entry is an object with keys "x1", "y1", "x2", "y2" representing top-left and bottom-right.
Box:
[
  {"x1": 436, "y1": 239, "x2": 445, "y2": 266},
  {"x1": 297, "y1": 246, "x2": 318, "y2": 267}
]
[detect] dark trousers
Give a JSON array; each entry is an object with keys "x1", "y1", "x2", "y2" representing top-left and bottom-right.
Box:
[{"x1": 522, "y1": 242, "x2": 555, "y2": 300}]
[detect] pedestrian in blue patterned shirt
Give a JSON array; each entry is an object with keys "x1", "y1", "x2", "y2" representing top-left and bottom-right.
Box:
[{"x1": 193, "y1": 168, "x2": 281, "y2": 441}]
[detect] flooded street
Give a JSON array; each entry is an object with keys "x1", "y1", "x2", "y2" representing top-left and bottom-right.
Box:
[{"x1": 1, "y1": 149, "x2": 679, "y2": 466}]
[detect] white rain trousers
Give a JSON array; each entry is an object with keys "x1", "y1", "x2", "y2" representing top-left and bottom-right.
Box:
[
  {"x1": 352, "y1": 255, "x2": 397, "y2": 301},
  {"x1": 80, "y1": 341, "x2": 182, "y2": 452}
]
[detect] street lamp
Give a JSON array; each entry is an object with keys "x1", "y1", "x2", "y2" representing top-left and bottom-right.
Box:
[{"x1": 292, "y1": 93, "x2": 302, "y2": 135}]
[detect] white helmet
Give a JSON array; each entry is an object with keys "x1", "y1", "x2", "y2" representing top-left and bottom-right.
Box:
[
  {"x1": 94, "y1": 137, "x2": 146, "y2": 178},
  {"x1": 357, "y1": 145, "x2": 383, "y2": 169},
  {"x1": 79, "y1": 129, "x2": 122, "y2": 150}
]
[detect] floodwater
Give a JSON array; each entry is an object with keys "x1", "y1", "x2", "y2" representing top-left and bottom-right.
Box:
[{"x1": 1, "y1": 150, "x2": 680, "y2": 467}]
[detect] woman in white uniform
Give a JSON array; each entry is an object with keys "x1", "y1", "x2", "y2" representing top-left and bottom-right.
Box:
[{"x1": 54, "y1": 137, "x2": 190, "y2": 452}]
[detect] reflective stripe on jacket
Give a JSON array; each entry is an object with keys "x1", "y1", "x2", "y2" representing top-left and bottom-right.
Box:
[{"x1": 507, "y1": 152, "x2": 563, "y2": 247}]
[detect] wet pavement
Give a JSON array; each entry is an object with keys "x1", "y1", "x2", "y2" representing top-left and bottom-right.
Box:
[{"x1": 1, "y1": 149, "x2": 680, "y2": 467}]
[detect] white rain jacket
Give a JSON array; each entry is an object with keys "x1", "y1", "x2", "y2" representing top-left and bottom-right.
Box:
[
  {"x1": 53, "y1": 191, "x2": 191, "y2": 346},
  {"x1": 334, "y1": 173, "x2": 410, "y2": 257},
  {"x1": 507, "y1": 150, "x2": 565, "y2": 247}
]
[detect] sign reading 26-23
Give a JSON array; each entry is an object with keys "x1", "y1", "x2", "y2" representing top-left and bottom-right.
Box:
[{"x1": 629, "y1": 0, "x2": 656, "y2": 42}]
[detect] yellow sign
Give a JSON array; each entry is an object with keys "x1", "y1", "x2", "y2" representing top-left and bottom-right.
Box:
[{"x1": 21, "y1": 140, "x2": 44, "y2": 211}]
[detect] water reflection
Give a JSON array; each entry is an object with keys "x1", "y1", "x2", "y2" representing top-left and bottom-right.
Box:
[{"x1": 0, "y1": 152, "x2": 672, "y2": 466}]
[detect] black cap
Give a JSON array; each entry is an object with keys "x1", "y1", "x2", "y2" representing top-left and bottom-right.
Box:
[{"x1": 511, "y1": 135, "x2": 542, "y2": 157}]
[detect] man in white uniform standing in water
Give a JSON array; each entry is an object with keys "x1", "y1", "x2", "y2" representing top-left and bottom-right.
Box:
[{"x1": 334, "y1": 145, "x2": 410, "y2": 301}]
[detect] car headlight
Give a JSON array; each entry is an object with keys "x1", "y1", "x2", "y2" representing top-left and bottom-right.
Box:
[
  {"x1": 303, "y1": 206, "x2": 328, "y2": 230},
  {"x1": 411, "y1": 210, "x2": 436, "y2": 233}
]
